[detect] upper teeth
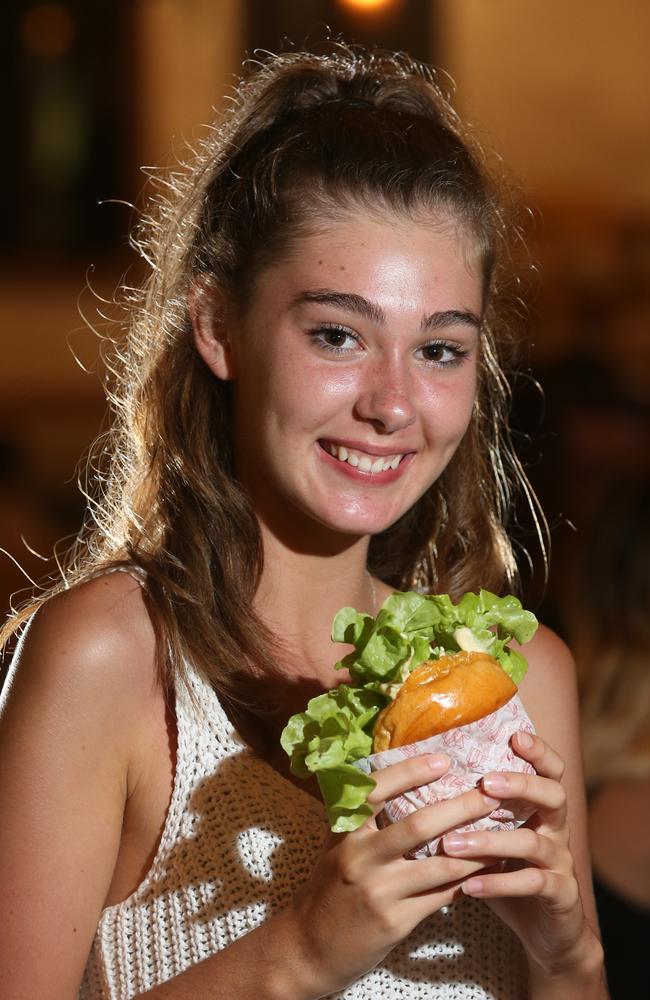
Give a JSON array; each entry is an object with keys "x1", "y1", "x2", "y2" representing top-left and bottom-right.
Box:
[{"x1": 327, "y1": 443, "x2": 403, "y2": 472}]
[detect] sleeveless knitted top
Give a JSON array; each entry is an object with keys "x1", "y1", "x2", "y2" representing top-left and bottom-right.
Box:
[{"x1": 80, "y1": 660, "x2": 528, "y2": 999}]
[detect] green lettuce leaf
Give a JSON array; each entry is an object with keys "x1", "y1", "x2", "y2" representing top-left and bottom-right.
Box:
[
  {"x1": 317, "y1": 766, "x2": 377, "y2": 832},
  {"x1": 279, "y1": 684, "x2": 384, "y2": 817},
  {"x1": 334, "y1": 589, "x2": 537, "y2": 685},
  {"x1": 331, "y1": 607, "x2": 373, "y2": 645},
  {"x1": 332, "y1": 593, "x2": 443, "y2": 683},
  {"x1": 454, "y1": 590, "x2": 538, "y2": 646}
]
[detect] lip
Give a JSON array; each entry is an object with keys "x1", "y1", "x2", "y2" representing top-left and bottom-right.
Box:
[
  {"x1": 318, "y1": 437, "x2": 417, "y2": 458},
  {"x1": 316, "y1": 440, "x2": 415, "y2": 483}
]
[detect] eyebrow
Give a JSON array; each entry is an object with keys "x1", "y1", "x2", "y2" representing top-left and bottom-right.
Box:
[{"x1": 289, "y1": 289, "x2": 481, "y2": 333}]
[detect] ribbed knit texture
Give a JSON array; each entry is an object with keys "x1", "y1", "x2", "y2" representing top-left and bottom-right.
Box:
[{"x1": 80, "y1": 662, "x2": 528, "y2": 999}]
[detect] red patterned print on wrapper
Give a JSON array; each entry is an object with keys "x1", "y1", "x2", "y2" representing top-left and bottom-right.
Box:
[{"x1": 354, "y1": 696, "x2": 536, "y2": 858}]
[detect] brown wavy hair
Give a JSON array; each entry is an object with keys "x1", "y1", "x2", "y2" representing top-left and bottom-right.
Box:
[{"x1": 2, "y1": 42, "x2": 544, "y2": 732}]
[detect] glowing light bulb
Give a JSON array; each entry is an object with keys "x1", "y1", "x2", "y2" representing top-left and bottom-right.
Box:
[{"x1": 337, "y1": 0, "x2": 397, "y2": 12}]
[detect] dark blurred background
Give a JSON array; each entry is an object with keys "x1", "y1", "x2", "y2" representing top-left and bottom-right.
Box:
[{"x1": 2, "y1": 0, "x2": 649, "y2": 628}]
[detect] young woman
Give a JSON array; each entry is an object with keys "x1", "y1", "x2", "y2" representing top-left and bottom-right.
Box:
[{"x1": 0, "y1": 44, "x2": 606, "y2": 998}]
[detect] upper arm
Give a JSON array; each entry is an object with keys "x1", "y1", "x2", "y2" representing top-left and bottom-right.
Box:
[
  {"x1": 0, "y1": 573, "x2": 158, "y2": 998},
  {"x1": 517, "y1": 625, "x2": 599, "y2": 933}
]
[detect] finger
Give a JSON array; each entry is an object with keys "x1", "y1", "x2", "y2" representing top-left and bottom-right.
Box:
[
  {"x1": 442, "y1": 827, "x2": 567, "y2": 872},
  {"x1": 480, "y1": 770, "x2": 567, "y2": 828},
  {"x1": 374, "y1": 786, "x2": 501, "y2": 861},
  {"x1": 365, "y1": 754, "x2": 450, "y2": 816},
  {"x1": 510, "y1": 730, "x2": 565, "y2": 782},
  {"x1": 460, "y1": 867, "x2": 580, "y2": 910},
  {"x1": 396, "y1": 855, "x2": 490, "y2": 898}
]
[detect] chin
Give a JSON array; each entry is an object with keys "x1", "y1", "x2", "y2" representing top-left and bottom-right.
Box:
[{"x1": 307, "y1": 497, "x2": 413, "y2": 539}]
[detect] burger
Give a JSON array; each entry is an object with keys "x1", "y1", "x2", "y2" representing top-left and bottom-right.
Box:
[
  {"x1": 371, "y1": 649, "x2": 517, "y2": 752},
  {"x1": 281, "y1": 589, "x2": 538, "y2": 833}
]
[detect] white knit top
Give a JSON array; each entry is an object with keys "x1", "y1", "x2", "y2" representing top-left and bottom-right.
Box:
[{"x1": 80, "y1": 660, "x2": 529, "y2": 999}]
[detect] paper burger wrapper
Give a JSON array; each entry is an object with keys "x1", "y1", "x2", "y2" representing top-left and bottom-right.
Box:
[{"x1": 354, "y1": 694, "x2": 536, "y2": 858}]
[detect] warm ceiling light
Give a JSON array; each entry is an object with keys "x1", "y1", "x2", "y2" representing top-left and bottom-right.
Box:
[{"x1": 337, "y1": 0, "x2": 397, "y2": 12}]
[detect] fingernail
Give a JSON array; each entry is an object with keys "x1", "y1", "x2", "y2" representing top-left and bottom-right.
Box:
[
  {"x1": 462, "y1": 877, "x2": 484, "y2": 895},
  {"x1": 443, "y1": 833, "x2": 470, "y2": 853},
  {"x1": 516, "y1": 730, "x2": 533, "y2": 749},
  {"x1": 483, "y1": 773, "x2": 508, "y2": 794},
  {"x1": 427, "y1": 754, "x2": 450, "y2": 770}
]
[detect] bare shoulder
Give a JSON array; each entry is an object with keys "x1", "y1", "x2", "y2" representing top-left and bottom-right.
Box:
[
  {"x1": 519, "y1": 622, "x2": 575, "y2": 678},
  {"x1": 4, "y1": 570, "x2": 159, "y2": 714},
  {"x1": 516, "y1": 622, "x2": 577, "y2": 729},
  {"x1": 514, "y1": 624, "x2": 583, "y2": 793},
  {"x1": 515, "y1": 622, "x2": 585, "y2": 820},
  {"x1": 9, "y1": 568, "x2": 156, "y2": 668}
]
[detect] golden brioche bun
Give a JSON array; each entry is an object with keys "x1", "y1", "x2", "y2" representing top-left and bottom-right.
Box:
[{"x1": 372, "y1": 650, "x2": 517, "y2": 752}]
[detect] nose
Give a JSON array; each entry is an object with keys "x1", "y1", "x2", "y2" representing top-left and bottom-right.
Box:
[{"x1": 353, "y1": 358, "x2": 417, "y2": 434}]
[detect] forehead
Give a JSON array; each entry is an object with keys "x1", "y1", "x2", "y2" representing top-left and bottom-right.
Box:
[{"x1": 251, "y1": 207, "x2": 484, "y2": 314}]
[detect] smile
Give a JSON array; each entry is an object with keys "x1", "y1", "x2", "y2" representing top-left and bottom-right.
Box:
[{"x1": 319, "y1": 440, "x2": 408, "y2": 473}]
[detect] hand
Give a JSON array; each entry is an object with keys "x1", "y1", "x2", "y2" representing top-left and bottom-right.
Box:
[
  {"x1": 287, "y1": 752, "x2": 502, "y2": 998},
  {"x1": 441, "y1": 731, "x2": 602, "y2": 980}
]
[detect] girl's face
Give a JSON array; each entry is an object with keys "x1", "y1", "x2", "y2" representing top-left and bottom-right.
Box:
[{"x1": 221, "y1": 208, "x2": 483, "y2": 540}]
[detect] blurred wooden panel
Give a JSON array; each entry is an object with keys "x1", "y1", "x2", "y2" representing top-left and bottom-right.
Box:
[{"x1": 439, "y1": 0, "x2": 650, "y2": 210}]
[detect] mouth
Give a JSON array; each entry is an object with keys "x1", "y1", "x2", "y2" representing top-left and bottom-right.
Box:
[{"x1": 318, "y1": 439, "x2": 410, "y2": 474}]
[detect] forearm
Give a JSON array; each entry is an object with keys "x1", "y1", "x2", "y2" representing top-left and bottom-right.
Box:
[
  {"x1": 528, "y1": 932, "x2": 608, "y2": 1000},
  {"x1": 135, "y1": 905, "x2": 323, "y2": 1000}
]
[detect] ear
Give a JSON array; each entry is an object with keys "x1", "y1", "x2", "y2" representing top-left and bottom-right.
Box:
[{"x1": 188, "y1": 275, "x2": 236, "y2": 381}]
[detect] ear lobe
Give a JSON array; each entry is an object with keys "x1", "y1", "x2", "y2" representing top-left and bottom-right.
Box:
[{"x1": 188, "y1": 275, "x2": 236, "y2": 381}]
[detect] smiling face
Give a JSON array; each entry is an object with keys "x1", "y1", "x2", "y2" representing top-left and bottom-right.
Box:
[{"x1": 205, "y1": 207, "x2": 484, "y2": 543}]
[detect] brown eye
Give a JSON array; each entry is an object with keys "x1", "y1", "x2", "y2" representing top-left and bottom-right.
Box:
[
  {"x1": 422, "y1": 343, "x2": 446, "y2": 362},
  {"x1": 418, "y1": 341, "x2": 467, "y2": 367},
  {"x1": 322, "y1": 329, "x2": 349, "y2": 348},
  {"x1": 309, "y1": 325, "x2": 359, "y2": 354}
]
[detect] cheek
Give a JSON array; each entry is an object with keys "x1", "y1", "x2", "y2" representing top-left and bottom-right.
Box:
[
  {"x1": 420, "y1": 372, "x2": 477, "y2": 440},
  {"x1": 266, "y1": 363, "x2": 358, "y2": 429}
]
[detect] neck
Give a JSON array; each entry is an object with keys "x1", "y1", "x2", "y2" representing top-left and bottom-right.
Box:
[{"x1": 254, "y1": 522, "x2": 378, "y2": 685}]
